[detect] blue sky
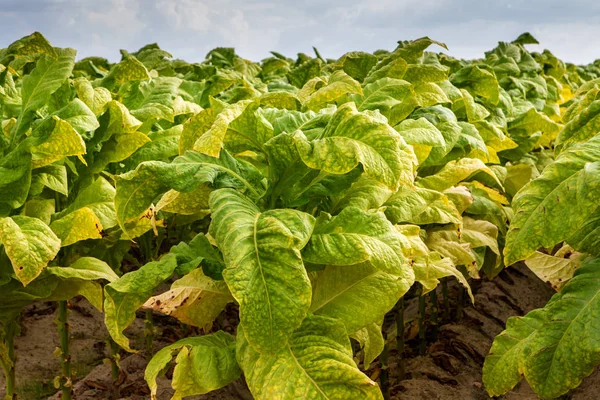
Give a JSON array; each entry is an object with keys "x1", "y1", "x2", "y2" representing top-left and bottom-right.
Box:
[{"x1": 1, "y1": 0, "x2": 599, "y2": 64}]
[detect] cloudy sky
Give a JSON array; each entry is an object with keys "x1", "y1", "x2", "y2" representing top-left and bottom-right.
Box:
[{"x1": 1, "y1": 0, "x2": 599, "y2": 64}]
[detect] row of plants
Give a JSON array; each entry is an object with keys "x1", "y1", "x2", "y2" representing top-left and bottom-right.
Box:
[{"x1": 0, "y1": 31, "x2": 598, "y2": 399}]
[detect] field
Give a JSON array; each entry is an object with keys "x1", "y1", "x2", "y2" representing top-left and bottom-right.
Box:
[{"x1": 0, "y1": 31, "x2": 600, "y2": 400}]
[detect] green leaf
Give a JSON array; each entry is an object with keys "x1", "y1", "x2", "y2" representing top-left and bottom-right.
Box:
[
  {"x1": 351, "y1": 322, "x2": 384, "y2": 367},
  {"x1": 337, "y1": 51, "x2": 378, "y2": 82},
  {"x1": 87, "y1": 101, "x2": 146, "y2": 173},
  {"x1": 3, "y1": 32, "x2": 56, "y2": 67},
  {"x1": 104, "y1": 254, "x2": 178, "y2": 351},
  {"x1": 55, "y1": 177, "x2": 117, "y2": 229},
  {"x1": 475, "y1": 120, "x2": 518, "y2": 164},
  {"x1": 126, "y1": 125, "x2": 182, "y2": 167},
  {"x1": 46, "y1": 257, "x2": 118, "y2": 282},
  {"x1": 145, "y1": 332, "x2": 240, "y2": 400},
  {"x1": 21, "y1": 198, "x2": 55, "y2": 224},
  {"x1": 453, "y1": 89, "x2": 490, "y2": 123},
  {"x1": 179, "y1": 108, "x2": 215, "y2": 154},
  {"x1": 484, "y1": 258, "x2": 600, "y2": 398},
  {"x1": 520, "y1": 259, "x2": 600, "y2": 397},
  {"x1": 310, "y1": 261, "x2": 413, "y2": 334},
  {"x1": 504, "y1": 164, "x2": 536, "y2": 197},
  {"x1": 29, "y1": 165, "x2": 68, "y2": 196},
  {"x1": 567, "y1": 208, "x2": 600, "y2": 256},
  {"x1": 417, "y1": 158, "x2": 502, "y2": 191},
  {"x1": 74, "y1": 77, "x2": 112, "y2": 115},
  {"x1": 125, "y1": 77, "x2": 181, "y2": 122},
  {"x1": 413, "y1": 106, "x2": 462, "y2": 167},
  {"x1": 237, "y1": 314, "x2": 383, "y2": 400},
  {"x1": 513, "y1": 32, "x2": 539, "y2": 45},
  {"x1": 403, "y1": 63, "x2": 448, "y2": 84},
  {"x1": 507, "y1": 108, "x2": 560, "y2": 149},
  {"x1": 451, "y1": 65, "x2": 500, "y2": 104},
  {"x1": 0, "y1": 150, "x2": 32, "y2": 208},
  {"x1": 115, "y1": 150, "x2": 264, "y2": 236},
  {"x1": 384, "y1": 186, "x2": 461, "y2": 225},
  {"x1": 301, "y1": 71, "x2": 362, "y2": 111},
  {"x1": 482, "y1": 309, "x2": 548, "y2": 396},
  {"x1": 413, "y1": 252, "x2": 473, "y2": 301},
  {"x1": 504, "y1": 135, "x2": 600, "y2": 265},
  {"x1": 0, "y1": 216, "x2": 60, "y2": 286},
  {"x1": 394, "y1": 117, "x2": 445, "y2": 163},
  {"x1": 52, "y1": 98, "x2": 100, "y2": 135},
  {"x1": 557, "y1": 100, "x2": 600, "y2": 149},
  {"x1": 357, "y1": 78, "x2": 417, "y2": 126},
  {"x1": 414, "y1": 82, "x2": 450, "y2": 107},
  {"x1": 364, "y1": 58, "x2": 408, "y2": 85},
  {"x1": 12, "y1": 48, "x2": 76, "y2": 139},
  {"x1": 302, "y1": 207, "x2": 410, "y2": 272},
  {"x1": 101, "y1": 56, "x2": 150, "y2": 89},
  {"x1": 224, "y1": 101, "x2": 274, "y2": 154},
  {"x1": 287, "y1": 58, "x2": 322, "y2": 88},
  {"x1": 41, "y1": 279, "x2": 104, "y2": 310},
  {"x1": 330, "y1": 176, "x2": 393, "y2": 213},
  {"x1": 168, "y1": 233, "x2": 223, "y2": 276},
  {"x1": 425, "y1": 225, "x2": 478, "y2": 277},
  {"x1": 209, "y1": 189, "x2": 314, "y2": 353},
  {"x1": 293, "y1": 103, "x2": 416, "y2": 191}
]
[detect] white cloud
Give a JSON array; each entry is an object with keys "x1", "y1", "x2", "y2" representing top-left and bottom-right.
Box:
[
  {"x1": 87, "y1": 0, "x2": 146, "y2": 36},
  {"x1": 0, "y1": 0, "x2": 599, "y2": 64},
  {"x1": 155, "y1": 0, "x2": 211, "y2": 32}
]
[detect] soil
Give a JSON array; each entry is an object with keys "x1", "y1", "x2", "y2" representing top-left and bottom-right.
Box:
[{"x1": 1, "y1": 263, "x2": 598, "y2": 400}]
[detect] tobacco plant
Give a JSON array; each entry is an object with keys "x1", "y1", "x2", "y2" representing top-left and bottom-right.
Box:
[{"x1": 1, "y1": 30, "x2": 598, "y2": 400}]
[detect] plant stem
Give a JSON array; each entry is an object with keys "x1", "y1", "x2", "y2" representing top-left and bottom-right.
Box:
[
  {"x1": 109, "y1": 337, "x2": 120, "y2": 400},
  {"x1": 145, "y1": 309, "x2": 154, "y2": 359},
  {"x1": 456, "y1": 285, "x2": 465, "y2": 321},
  {"x1": 441, "y1": 278, "x2": 450, "y2": 321},
  {"x1": 57, "y1": 300, "x2": 72, "y2": 400},
  {"x1": 379, "y1": 334, "x2": 390, "y2": 400},
  {"x1": 395, "y1": 297, "x2": 405, "y2": 381},
  {"x1": 4, "y1": 320, "x2": 17, "y2": 400},
  {"x1": 430, "y1": 290, "x2": 438, "y2": 342},
  {"x1": 109, "y1": 338, "x2": 119, "y2": 382},
  {"x1": 180, "y1": 322, "x2": 190, "y2": 337},
  {"x1": 418, "y1": 290, "x2": 426, "y2": 356}
]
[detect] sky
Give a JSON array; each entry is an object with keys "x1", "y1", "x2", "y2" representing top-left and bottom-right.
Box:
[{"x1": 1, "y1": 0, "x2": 599, "y2": 65}]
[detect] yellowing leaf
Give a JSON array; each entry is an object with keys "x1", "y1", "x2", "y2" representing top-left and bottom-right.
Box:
[
  {"x1": 193, "y1": 100, "x2": 252, "y2": 157},
  {"x1": 145, "y1": 332, "x2": 240, "y2": 400},
  {"x1": 417, "y1": 158, "x2": 503, "y2": 191},
  {"x1": 237, "y1": 315, "x2": 383, "y2": 400},
  {"x1": 209, "y1": 189, "x2": 315, "y2": 353},
  {"x1": 413, "y1": 252, "x2": 473, "y2": 302},
  {"x1": 31, "y1": 117, "x2": 86, "y2": 168},
  {"x1": 155, "y1": 186, "x2": 212, "y2": 215},
  {"x1": 74, "y1": 77, "x2": 112, "y2": 115},
  {"x1": 302, "y1": 70, "x2": 362, "y2": 111},
  {"x1": 143, "y1": 269, "x2": 232, "y2": 330},
  {"x1": 524, "y1": 245, "x2": 584, "y2": 291},
  {"x1": 0, "y1": 216, "x2": 60, "y2": 286},
  {"x1": 50, "y1": 207, "x2": 104, "y2": 247}
]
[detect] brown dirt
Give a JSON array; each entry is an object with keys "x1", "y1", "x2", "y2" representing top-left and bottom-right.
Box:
[
  {"x1": 1, "y1": 264, "x2": 599, "y2": 399},
  {"x1": 378, "y1": 264, "x2": 600, "y2": 400}
]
